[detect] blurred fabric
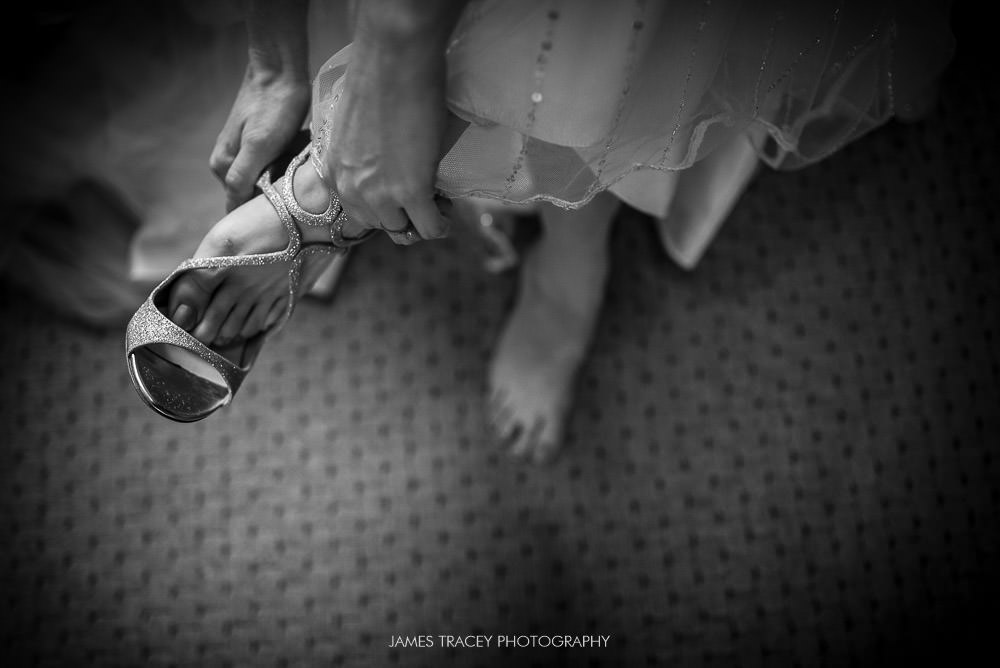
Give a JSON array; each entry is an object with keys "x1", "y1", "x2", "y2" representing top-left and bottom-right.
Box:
[{"x1": 0, "y1": 0, "x2": 350, "y2": 324}]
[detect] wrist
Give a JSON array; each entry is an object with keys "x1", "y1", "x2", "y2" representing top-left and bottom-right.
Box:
[
  {"x1": 354, "y1": 0, "x2": 466, "y2": 54},
  {"x1": 245, "y1": 0, "x2": 310, "y2": 84},
  {"x1": 245, "y1": 54, "x2": 310, "y2": 87}
]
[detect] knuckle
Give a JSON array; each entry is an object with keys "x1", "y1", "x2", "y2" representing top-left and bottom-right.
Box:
[
  {"x1": 241, "y1": 130, "x2": 266, "y2": 149},
  {"x1": 223, "y1": 171, "x2": 247, "y2": 192},
  {"x1": 371, "y1": 193, "x2": 396, "y2": 212},
  {"x1": 395, "y1": 185, "x2": 425, "y2": 205},
  {"x1": 209, "y1": 159, "x2": 231, "y2": 181},
  {"x1": 244, "y1": 128, "x2": 279, "y2": 154},
  {"x1": 208, "y1": 152, "x2": 227, "y2": 172}
]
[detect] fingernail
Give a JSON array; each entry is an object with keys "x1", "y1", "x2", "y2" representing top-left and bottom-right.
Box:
[{"x1": 173, "y1": 304, "x2": 195, "y2": 330}]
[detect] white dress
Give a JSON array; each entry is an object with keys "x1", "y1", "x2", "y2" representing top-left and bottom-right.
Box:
[{"x1": 310, "y1": 0, "x2": 954, "y2": 267}]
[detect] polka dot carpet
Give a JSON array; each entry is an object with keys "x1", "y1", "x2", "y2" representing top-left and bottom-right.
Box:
[{"x1": 2, "y1": 32, "x2": 998, "y2": 668}]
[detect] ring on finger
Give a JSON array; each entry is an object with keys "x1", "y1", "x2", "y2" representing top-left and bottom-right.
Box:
[{"x1": 387, "y1": 222, "x2": 420, "y2": 244}]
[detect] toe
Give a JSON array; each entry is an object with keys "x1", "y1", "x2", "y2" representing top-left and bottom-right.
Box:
[
  {"x1": 488, "y1": 395, "x2": 518, "y2": 445},
  {"x1": 171, "y1": 304, "x2": 197, "y2": 332},
  {"x1": 487, "y1": 389, "x2": 508, "y2": 424},
  {"x1": 532, "y1": 436, "x2": 561, "y2": 466},
  {"x1": 166, "y1": 270, "x2": 221, "y2": 331},
  {"x1": 531, "y1": 417, "x2": 564, "y2": 465},
  {"x1": 191, "y1": 284, "x2": 239, "y2": 345},
  {"x1": 215, "y1": 299, "x2": 253, "y2": 346},
  {"x1": 263, "y1": 297, "x2": 289, "y2": 330},
  {"x1": 239, "y1": 299, "x2": 273, "y2": 340},
  {"x1": 533, "y1": 445, "x2": 559, "y2": 466},
  {"x1": 495, "y1": 412, "x2": 520, "y2": 447},
  {"x1": 509, "y1": 416, "x2": 543, "y2": 459}
]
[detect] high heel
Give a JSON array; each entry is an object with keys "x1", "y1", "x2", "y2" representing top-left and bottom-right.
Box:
[{"x1": 124, "y1": 146, "x2": 373, "y2": 422}]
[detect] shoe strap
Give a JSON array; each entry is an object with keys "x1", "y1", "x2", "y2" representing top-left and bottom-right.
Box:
[
  {"x1": 280, "y1": 146, "x2": 341, "y2": 230},
  {"x1": 125, "y1": 294, "x2": 248, "y2": 397},
  {"x1": 269, "y1": 145, "x2": 379, "y2": 251}
]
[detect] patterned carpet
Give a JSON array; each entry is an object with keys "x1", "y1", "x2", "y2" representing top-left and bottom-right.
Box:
[{"x1": 2, "y1": 14, "x2": 997, "y2": 668}]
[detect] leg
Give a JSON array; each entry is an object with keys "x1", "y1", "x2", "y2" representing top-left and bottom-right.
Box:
[
  {"x1": 487, "y1": 191, "x2": 619, "y2": 464},
  {"x1": 656, "y1": 130, "x2": 760, "y2": 269}
]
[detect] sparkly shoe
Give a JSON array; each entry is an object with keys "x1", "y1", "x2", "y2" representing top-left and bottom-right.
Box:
[{"x1": 125, "y1": 146, "x2": 373, "y2": 422}]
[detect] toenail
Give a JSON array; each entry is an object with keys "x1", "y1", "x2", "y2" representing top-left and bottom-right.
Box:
[{"x1": 173, "y1": 304, "x2": 195, "y2": 330}]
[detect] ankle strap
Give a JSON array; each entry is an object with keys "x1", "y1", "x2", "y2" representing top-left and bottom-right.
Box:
[
  {"x1": 281, "y1": 146, "x2": 342, "y2": 228},
  {"x1": 257, "y1": 145, "x2": 376, "y2": 252}
]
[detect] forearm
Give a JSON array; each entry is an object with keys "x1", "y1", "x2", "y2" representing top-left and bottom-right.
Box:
[{"x1": 245, "y1": 0, "x2": 310, "y2": 82}]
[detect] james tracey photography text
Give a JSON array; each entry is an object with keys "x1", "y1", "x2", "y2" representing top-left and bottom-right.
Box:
[{"x1": 389, "y1": 635, "x2": 612, "y2": 649}]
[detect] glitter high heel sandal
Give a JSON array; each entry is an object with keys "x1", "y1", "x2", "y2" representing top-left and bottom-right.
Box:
[{"x1": 125, "y1": 146, "x2": 373, "y2": 422}]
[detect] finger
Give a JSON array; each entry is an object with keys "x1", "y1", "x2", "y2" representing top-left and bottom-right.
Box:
[
  {"x1": 209, "y1": 120, "x2": 243, "y2": 185},
  {"x1": 224, "y1": 135, "x2": 281, "y2": 212},
  {"x1": 377, "y1": 207, "x2": 421, "y2": 247},
  {"x1": 336, "y1": 193, "x2": 382, "y2": 234},
  {"x1": 374, "y1": 206, "x2": 410, "y2": 234},
  {"x1": 340, "y1": 215, "x2": 370, "y2": 240},
  {"x1": 224, "y1": 159, "x2": 258, "y2": 213},
  {"x1": 385, "y1": 225, "x2": 421, "y2": 246},
  {"x1": 404, "y1": 195, "x2": 452, "y2": 240}
]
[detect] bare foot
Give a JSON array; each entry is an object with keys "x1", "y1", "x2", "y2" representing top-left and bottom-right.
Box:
[
  {"x1": 487, "y1": 193, "x2": 617, "y2": 464},
  {"x1": 162, "y1": 157, "x2": 356, "y2": 356}
]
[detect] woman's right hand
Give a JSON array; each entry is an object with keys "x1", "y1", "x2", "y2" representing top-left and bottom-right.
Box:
[{"x1": 210, "y1": 67, "x2": 311, "y2": 213}]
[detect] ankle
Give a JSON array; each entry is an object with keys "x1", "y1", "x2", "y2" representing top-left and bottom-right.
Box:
[
  {"x1": 291, "y1": 160, "x2": 334, "y2": 215},
  {"x1": 522, "y1": 245, "x2": 608, "y2": 319}
]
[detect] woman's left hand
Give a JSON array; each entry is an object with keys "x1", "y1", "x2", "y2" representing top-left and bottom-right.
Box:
[{"x1": 320, "y1": 1, "x2": 467, "y2": 245}]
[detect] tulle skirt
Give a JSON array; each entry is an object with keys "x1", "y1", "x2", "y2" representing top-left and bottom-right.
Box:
[{"x1": 311, "y1": 0, "x2": 953, "y2": 263}]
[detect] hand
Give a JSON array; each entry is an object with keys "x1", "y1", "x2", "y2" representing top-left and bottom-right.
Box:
[
  {"x1": 320, "y1": 5, "x2": 464, "y2": 245},
  {"x1": 210, "y1": 66, "x2": 310, "y2": 212}
]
